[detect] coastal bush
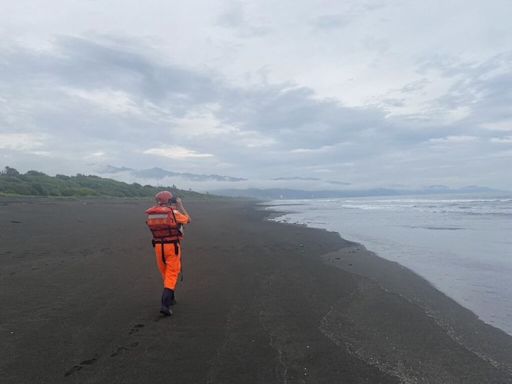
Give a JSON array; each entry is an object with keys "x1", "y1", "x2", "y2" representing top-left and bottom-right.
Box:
[{"x1": 0, "y1": 166, "x2": 209, "y2": 199}]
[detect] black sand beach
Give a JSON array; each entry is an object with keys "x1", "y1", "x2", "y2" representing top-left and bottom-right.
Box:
[{"x1": 1, "y1": 198, "x2": 512, "y2": 383}]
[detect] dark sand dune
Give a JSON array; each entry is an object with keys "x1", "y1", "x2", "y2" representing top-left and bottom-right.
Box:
[{"x1": 1, "y1": 198, "x2": 511, "y2": 383}]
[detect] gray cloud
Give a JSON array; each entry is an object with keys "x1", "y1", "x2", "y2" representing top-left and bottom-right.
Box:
[
  {"x1": 424, "y1": 53, "x2": 512, "y2": 134},
  {"x1": 1, "y1": 35, "x2": 511, "y2": 190},
  {"x1": 312, "y1": 0, "x2": 387, "y2": 31},
  {"x1": 312, "y1": 14, "x2": 353, "y2": 30},
  {"x1": 400, "y1": 79, "x2": 430, "y2": 94},
  {"x1": 216, "y1": 2, "x2": 269, "y2": 37}
]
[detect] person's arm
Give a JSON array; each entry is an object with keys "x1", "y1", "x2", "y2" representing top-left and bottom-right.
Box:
[{"x1": 175, "y1": 197, "x2": 191, "y2": 223}]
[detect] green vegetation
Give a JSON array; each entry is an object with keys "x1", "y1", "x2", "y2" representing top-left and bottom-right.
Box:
[{"x1": 0, "y1": 166, "x2": 208, "y2": 199}]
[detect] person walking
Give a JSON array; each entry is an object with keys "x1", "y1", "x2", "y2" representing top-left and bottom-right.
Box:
[{"x1": 145, "y1": 191, "x2": 191, "y2": 316}]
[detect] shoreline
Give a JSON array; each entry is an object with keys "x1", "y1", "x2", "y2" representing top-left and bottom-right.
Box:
[
  {"x1": 262, "y1": 199, "x2": 512, "y2": 336},
  {"x1": 247, "y1": 201, "x2": 512, "y2": 379},
  {"x1": 261, "y1": 201, "x2": 512, "y2": 372},
  {"x1": 259, "y1": 202, "x2": 512, "y2": 366},
  {"x1": 2, "y1": 197, "x2": 512, "y2": 383}
]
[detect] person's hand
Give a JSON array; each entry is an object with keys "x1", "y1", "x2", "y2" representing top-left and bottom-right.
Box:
[{"x1": 176, "y1": 197, "x2": 183, "y2": 205}]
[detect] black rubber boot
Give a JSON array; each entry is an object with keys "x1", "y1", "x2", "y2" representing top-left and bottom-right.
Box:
[{"x1": 160, "y1": 288, "x2": 174, "y2": 316}]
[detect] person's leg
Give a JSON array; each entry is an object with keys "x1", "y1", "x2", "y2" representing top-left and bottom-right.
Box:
[
  {"x1": 154, "y1": 244, "x2": 166, "y2": 281},
  {"x1": 154, "y1": 243, "x2": 173, "y2": 315},
  {"x1": 160, "y1": 288, "x2": 174, "y2": 316},
  {"x1": 160, "y1": 243, "x2": 182, "y2": 316},
  {"x1": 164, "y1": 244, "x2": 181, "y2": 292}
]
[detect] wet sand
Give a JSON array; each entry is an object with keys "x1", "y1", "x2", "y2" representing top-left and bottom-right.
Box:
[{"x1": 1, "y1": 197, "x2": 511, "y2": 383}]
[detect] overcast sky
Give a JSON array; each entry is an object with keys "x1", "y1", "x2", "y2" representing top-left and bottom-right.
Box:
[{"x1": 1, "y1": 0, "x2": 511, "y2": 191}]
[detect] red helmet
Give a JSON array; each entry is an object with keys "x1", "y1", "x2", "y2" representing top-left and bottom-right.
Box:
[{"x1": 155, "y1": 190, "x2": 173, "y2": 205}]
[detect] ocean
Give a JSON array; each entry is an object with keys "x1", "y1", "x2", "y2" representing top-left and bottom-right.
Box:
[{"x1": 265, "y1": 195, "x2": 512, "y2": 335}]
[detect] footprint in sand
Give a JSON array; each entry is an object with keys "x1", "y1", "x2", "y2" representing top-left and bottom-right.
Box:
[
  {"x1": 64, "y1": 365, "x2": 82, "y2": 377},
  {"x1": 110, "y1": 342, "x2": 140, "y2": 357},
  {"x1": 64, "y1": 355, "x2": 98, "y2": 377},
  {"x1": 80, "y1": 357, "x2": 98, "y2": 365},
  {"x1": 128, "y1": 323, "x2": 145, "y2": 335},
  {"x1": 110, "y1": 346, "x2": 128, "y2": 357}
]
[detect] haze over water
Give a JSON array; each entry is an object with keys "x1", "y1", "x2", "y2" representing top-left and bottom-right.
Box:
[{"x1": 267, "y1": 195, "x2": 512, "y2": 335}]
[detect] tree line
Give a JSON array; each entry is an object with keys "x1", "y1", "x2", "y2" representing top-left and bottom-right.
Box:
[{"x1": 0, "y1": 166, "x2": 207, "y2": 199}]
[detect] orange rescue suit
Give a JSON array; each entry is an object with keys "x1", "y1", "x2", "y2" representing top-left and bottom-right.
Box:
[{"x1": 146, "y1": 206, "x2": 191, "y2": 290}]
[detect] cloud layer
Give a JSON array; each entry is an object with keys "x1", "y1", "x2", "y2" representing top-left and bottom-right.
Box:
[{"x1": 1, "y1": 1, "x2": 511, "y2": 191}]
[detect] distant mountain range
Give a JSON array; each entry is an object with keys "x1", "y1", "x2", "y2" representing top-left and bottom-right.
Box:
[
  {"x1": 213, "y1": 185, "x2": 503, "y2": 200},
  {"x1": 98, "y1": 165, "x2": 246, "y2": 182},
  {"x1": 97, "y1": 166, "x2": 506, "y2": 199},
  {"x1": 271, "y1": 177, "x2": 351, "y2": 186}
]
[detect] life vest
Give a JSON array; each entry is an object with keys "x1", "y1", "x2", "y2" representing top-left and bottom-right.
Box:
[{"x1": 145, "y1": 205, "x2": 182, "y2": 243}]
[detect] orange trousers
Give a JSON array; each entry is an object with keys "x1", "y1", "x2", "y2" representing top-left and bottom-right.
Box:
[{"x1": 154, "y1": 242, "x2": 182, "y2": 290}]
